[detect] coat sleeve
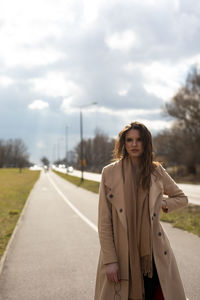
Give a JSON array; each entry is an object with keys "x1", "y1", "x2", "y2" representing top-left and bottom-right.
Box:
[
  {"x1": 160, "y1": 165, "x2": 188, "y2": 213},
  {"x1": 98, "y1": 167, "x2": 118, "y2": 265}
]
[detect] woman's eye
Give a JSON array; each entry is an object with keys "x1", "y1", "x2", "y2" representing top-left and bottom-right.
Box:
[
  {"x1": 137, "y1": 138, "x2": 142, "y2": 141},
  {"x1": 126, "y1": 138, "x2": 132, "y2": 142}
]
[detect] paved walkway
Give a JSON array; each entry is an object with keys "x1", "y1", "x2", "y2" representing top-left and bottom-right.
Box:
[
  {"x1": 0, "y1": 170, "x2": 200, "y2": 299},
  {"x1": 0, "y1": 171, "x2": 99, "y2": 300}
]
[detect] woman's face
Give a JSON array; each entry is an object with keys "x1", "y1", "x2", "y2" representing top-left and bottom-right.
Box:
[{"x1": 125, "y1": 129, "x2": 144, "y2": 160}]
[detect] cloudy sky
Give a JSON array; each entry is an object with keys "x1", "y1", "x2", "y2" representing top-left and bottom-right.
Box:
[{"x1": 0, "y1": 0, "x2": 200, "y2": 164}]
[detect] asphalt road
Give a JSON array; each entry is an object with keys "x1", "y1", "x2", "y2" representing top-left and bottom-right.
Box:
[{"x1": 0, "y1": 171, "x2": 200, "y2": 300}]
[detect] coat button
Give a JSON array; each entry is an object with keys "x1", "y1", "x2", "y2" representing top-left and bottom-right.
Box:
[
  {"x1": 109, "y1": 194, "x2": 113, "y2": 198},
  {"x1": 153, "y1": 213, "x2": 157, "y2": 217},
  {"x1": 164, "y1": 251, "x2": 167, "y2": 255},
  {"x1": 158, "y1": 232, "x2": 162, "y2": 236},
  {"x1": 119, "y1": 208, "x2": 123, "y2": 213}
]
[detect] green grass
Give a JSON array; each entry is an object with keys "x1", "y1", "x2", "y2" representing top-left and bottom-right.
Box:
[
  {"x1": 53, "y1": 170, "x2": 100, "y2": 193},
  {"x1": 54, "y1": 170, "x2": 200, "y2": 237},
  {"x1": 160, "y1": 205, "x2": 200, "y2": 237},
  {"x1": 0, "y1": 168, "x2": 40, "y2": 260}
]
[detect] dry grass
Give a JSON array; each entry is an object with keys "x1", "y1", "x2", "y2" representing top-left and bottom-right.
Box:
[
  {"x1": 53, "y1": 170, "x2": 100, "y2": 193},
  {"x1": 160, "y1": 205, "x2": 200, "y2": 237},
  {"x1": 0, "y1": 169, "x2": 40, "y2": 260}
]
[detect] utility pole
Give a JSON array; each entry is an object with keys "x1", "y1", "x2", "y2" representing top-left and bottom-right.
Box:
[
  {"x1": 80, "y1": 110, "x2": 83, "y2": 182},
  {"x1": 65, "y1": 125, "x2": 69, "y2": 170}
]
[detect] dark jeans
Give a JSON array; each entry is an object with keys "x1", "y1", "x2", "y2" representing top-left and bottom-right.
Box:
[{"x1": 143, "y1": 258, "x2": 161, "y2": 300}]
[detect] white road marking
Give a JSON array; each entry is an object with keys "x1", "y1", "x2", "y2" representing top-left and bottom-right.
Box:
[{"x1": 47, "y1": 174, "x2": 98, "y2": 233}]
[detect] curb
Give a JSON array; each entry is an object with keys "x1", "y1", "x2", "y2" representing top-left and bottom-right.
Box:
[{"x1": 0, "y1": 171, "x2": 42, "y2": 277}]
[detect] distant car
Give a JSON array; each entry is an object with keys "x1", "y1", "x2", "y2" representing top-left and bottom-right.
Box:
[
  {"x1": 29, "y1": 165, "x2": 43, "y2": 171},
  {"x1": 59, "y1": 164, "x2": 66, "y2": 169},
  {"x1": 44, "y1": 165, "x2": 49, "y2": 172},
  {"x1": 67, "y1": 166, "x2": 74, "y2": 173}
]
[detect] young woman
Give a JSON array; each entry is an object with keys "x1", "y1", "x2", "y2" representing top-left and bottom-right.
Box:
[{"x1": 94, "y1": 122, "x2": 188, "y2": 300}]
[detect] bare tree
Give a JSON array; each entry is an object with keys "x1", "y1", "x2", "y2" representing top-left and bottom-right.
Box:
[
  {"x1": 155, "y1": 65, "x2": 200, "y2": 174},
  {"x1": 41, "y1": 156, "x2": 50, "y2": 167},
  {"x1": 75, "y1": 129, "x2": 115, "y2": 173},
  {"x1": 0, "y1": 140, "x2": 5, "y2": 168},
  {"x1": 154, "y1": 126, "x2": 186, "y2": 166},
  {"x1": 165, "y1": 66, "x2": 200, "y2": 138},
  {"x1": 0, "y1": 138, "x2": 29, "y2": 170}
]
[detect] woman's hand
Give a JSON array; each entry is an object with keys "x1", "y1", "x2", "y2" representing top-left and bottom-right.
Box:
[
  {"x1": 105, "y1": 263, "x2": 120, "y2": 283},
  {"x1": 162, "y1": 200, "x2": 168, "y2": 213}
]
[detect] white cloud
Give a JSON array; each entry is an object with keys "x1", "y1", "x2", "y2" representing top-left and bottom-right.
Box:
[
  {"x1": 0, "y1": 0, "x2": 74, "y2": 68},
  {"x1": 96, "y1": 107, "x2": 172, "y2": 133},
  {"x1": 137, "y1": 119, "x2": 173, "y2": 131},
  {"x1": 97, "y1": 106, "x2": 161, "y2": 117},
  {"x1": 0, "y1": 20, "x2": 62, "y2": 49},
  {"x1": 28, "y1": 100, "x2": 49, "y2": 110},
  {"x1": 1, "y1": 0, "x2": 200, "y2": 164},
  {"x1": 144, "y1": 83, "x2": 175, "y2": 102},
  {"x1": 81, "y1": 0, "x2": 99, "y2": 28},
  {"x1": 36, "y1": 141, "x2": 45, "y2": 149},
  {"x1": 61, "y1": 97, "x2": 98, "y2": 113},
  {"x1": 0, "y1": 45, "x2": 65, "y2": 68},
  {"x1": 142, "y1": 58, "x2": 200, "y2": 101},
  {"x1": 118, "y1": 89, "x2": 128, "y2": 96},
  {"x1": 60, "y1": 97, "x2": 76, "y2": 113},
  {"x1": 0, "y1": 76, "x2": 14, "y2": 86},
  {"x1": 29, "y1": 72, "x2": 82, "y2": 98},
  {"x1": 132, "y1": 0, "x2": 180, "y2": 10},
  {"x1": 123, "y1": 57, "x2": 200, "y2": 103},
  {"x1": 123, "y1": 62, "x2": 136, "y2": 72},
  {"x1": 0, "y1": 0, "x2": 76, "y2": 27},
  {"x1": 105, "y1": 30, "x2": 139, "y2": 51}
]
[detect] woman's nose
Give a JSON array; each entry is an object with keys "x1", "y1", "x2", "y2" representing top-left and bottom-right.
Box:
[{"x1": 132, "y1": 139, "x2": 137, "y2": 146}]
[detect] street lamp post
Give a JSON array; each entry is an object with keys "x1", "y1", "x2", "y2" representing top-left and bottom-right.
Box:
[
  {"x1": 80, "y1": 110, "x2": 84, "y2": 182},
  {"x1": 57, "y1": 139, "x2": 60, "y2": 162},
  {"x1": 52, "y1": 144, "x2": 56, "y2": 164},
  {"x1": 65, "y1": 125, "x2": 69, "y2": 171},
  {"x1": 79, "y1": 102, "x2": 97, "y2": 182},
  {"x1": 57, "y1": 137, "x2": 64, "y2": 163}
]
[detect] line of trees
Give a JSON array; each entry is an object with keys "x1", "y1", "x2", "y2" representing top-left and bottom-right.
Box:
[
  {"x1": 75, "y1": 129, "x2": 115, "y2": 173},
  {"x1": 74, "y1": 66, "x2": 200, "y2": 177},
  {"x1": 154, "y1": 66, "x2": 200, "y2": 175},
  {"x1": 52, "y1": 65, "x2": 199, "y2": 177},
  {"x1": 41, "y1": 156, "x2": 50, "y2": 167},
  {"x1": 0, "y1": 138, "x2": 30, "y2": 170}
]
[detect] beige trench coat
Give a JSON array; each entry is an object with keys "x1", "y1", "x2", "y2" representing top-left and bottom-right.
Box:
[{"x1": 94, "y1": 160, "x2": 188, "y2": 300}]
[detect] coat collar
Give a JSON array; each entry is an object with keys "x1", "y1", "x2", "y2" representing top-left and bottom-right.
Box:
[
  {"x1": 149, "y1": 171, "x2": 163, "y2": 211},
  {"x1": 105, "y1": 160, "x2": 162, "y2": 230},
  {"x1": 105, "y1": 160, "x2": 127, "y2": 231}
]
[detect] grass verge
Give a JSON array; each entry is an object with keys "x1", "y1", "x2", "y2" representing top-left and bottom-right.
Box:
[
  {"x1": 53, "y1": 170, "x2": 99, "y2": 193},
  {"x1": 0, "y1": 168, "x2": 40, "y2": 260},
  {"x1": 54, "y1": 170, "x2": 200, "y2": 237},
  {"x1": 160, "y1": 205, "x2": 200, "y2": 237}
]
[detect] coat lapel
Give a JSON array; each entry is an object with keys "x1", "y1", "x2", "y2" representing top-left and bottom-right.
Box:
[
  {"x1": 149, "y1": 172, "x2": 163, "y2": 212},
  {"x1": 106, "y1": 162, "x2": 162, "y2": 231},
  {"x1": 106, "y1": 160, "x2": 127, "y2": 232}
]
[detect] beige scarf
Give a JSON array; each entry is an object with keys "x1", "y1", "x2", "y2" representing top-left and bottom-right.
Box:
[{"x1": 123, "y1": 157, "x2": 153, "y2": 300}]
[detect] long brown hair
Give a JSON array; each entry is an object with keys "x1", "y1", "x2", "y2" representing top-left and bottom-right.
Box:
[{"x1": 113, "y1": 121, "x2": 157, "y2": 189}]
